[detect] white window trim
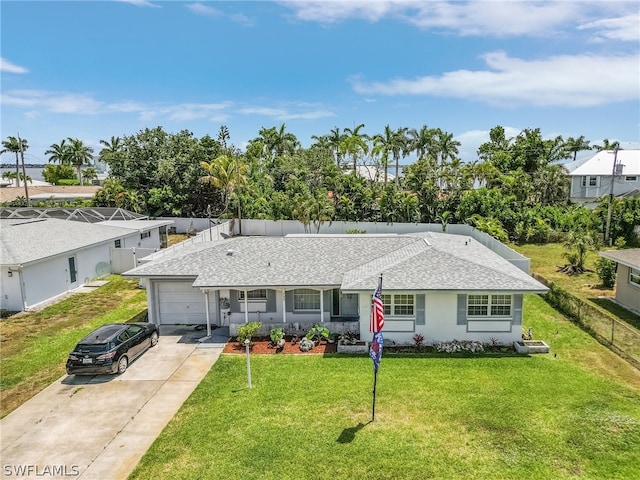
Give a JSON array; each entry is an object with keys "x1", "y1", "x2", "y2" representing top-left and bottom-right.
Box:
[
  {"x1": 629, "y1": 268, "x2": 640, "y2": 288},
  {"x1": 293, "y1": 289, "x2": 321, "y2": 311},
  {"x1": 381, "y1": 293, "x2": 415, "y2": 317},
  {"x1": 467, "y1": 294, "x2": 513, "y2": 318},
  {"x1": 625, "y1": 176, "x2": 638, "y2": 182},
  {"x1": 238, "y1": 289, "x2": 268, "y2": 301}
]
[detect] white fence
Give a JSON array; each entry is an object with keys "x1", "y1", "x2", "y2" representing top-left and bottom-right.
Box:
[{"x1": 161, "y1": 218, "x2": 531, "y2": 273}]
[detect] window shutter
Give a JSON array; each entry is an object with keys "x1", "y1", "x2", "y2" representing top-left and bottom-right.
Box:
[
  {"x1": 229, "y1": 290, "x2": 239, "y2": 312},
  {"x1": 457, "y1": 294, "x2": 467, "y2": 325},
  {"x1": 266, "y1": 289, "x2": 276, "y2": 313},
  {"x1": 512, "y1": 294, "x2": 523, "y2": 325},
  {"x1": 415, "y1": 294, "x2": 425, "y2": 325},
  {"x1": 285, "y1": 290, "x2": 293, "y2": 312}
]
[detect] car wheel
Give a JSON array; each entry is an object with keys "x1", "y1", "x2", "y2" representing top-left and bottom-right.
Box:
[
  {"x1": 150, "y1": 331, "x2": 159, "y2": 347},
  {"x1": 117, "y1": 356, "x2": 128, "y2": 374}
]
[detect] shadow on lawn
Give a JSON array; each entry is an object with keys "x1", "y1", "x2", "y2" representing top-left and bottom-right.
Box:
[{"x1": 337, "y1": 421, "x2": 371, "y2": 444}]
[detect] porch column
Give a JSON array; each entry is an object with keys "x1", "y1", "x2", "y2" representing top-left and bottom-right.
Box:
[
  {"x1": 204, "y1": 290, "x2": 211, "y2": 337},
  {"x1": 244, "y1": 289, "x2": 249, "y2": 324},
  {"x1": 319, "y1": 289, "x2": 324, "y2": 323},
  {"x1": 282, "y1": 289, "x2": 287, "y2": 323}
]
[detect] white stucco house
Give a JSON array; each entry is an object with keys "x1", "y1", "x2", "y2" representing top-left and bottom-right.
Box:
[
  {"x1": 599, "y1": 249, "x2": 640, "y2": 315},
  {"x1": 123, "y1": 231, "x2": 548, "y2": 345},
  {"x1": 0, "y1": 217, "x2": 172, "y2": 312},
  {"x1": 568, "y1": 150, "x2": 640, "y2": 208}
]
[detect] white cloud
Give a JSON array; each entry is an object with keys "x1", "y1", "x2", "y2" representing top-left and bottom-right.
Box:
[
  {"x1": 1, "y1": 57, "x2": 28, "y2": 74},
  {"x1": 351, "y1": 51, "x2": 640, "y2": 107},
  {"x1": 116, "y1": 0, "x2": 160, "y2": 8},
  {"x1": 578, "y1": 13, "x2": 640, "y2": 42},
  {"x1": 1, "y1": 89, "x2": 103, "y2": 113},
  {"x1": 186, "y1": 2, "x2": 222, "y2": 17},
  {"x1": 186, "y1": 2, "x2": 254, "y2": 25},
  {"x1": 239, "y1": 105, "x2": 335, "y2": 120},
  {"x1": 281, "y1": 1, "x2": 639, "y2": 39}
]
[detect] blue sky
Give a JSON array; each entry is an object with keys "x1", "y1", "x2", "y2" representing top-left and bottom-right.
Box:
[{"x1": 1, "y1": 0, "x2": 639, "y2": 166}]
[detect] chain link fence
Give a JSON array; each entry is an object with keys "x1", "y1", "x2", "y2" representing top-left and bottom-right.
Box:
[{"x1": 532, "y1": 273, "x2": 640, "y2": 369}]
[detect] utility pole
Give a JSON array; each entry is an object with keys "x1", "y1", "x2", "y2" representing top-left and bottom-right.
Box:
[
  {"x1": 604, "y1": 147, "x2": 619, "y2": 246},
  {"x1": 17, "y1": 133, "x2": 30, "y2": 207}
]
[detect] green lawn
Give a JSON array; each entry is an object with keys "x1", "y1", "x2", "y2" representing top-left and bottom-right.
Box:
[
  {"x1": 0, "y1": 276, "x2": 147, "y2": 418},
  {"x1": 129, "y1": 295, "x2": 640, "y2": 480}
]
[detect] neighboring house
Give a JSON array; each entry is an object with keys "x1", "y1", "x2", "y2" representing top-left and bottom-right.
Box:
[
  {"x1": 123, "y1": 232, "x2": 548, "y2": 345},
  {"x1": 0, "y1": 217, "x2": 172, "y2": 312},
  {"x1": 599, "y1": 249, "x2": 640, "y2": 315},
  {"x1": 568, "y1": 150, "x2": 640, "y2": 208}
]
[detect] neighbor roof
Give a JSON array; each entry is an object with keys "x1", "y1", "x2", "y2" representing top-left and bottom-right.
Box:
[
  {"x1": 98, "y1": 219, "x2": 174, "y2": 231},
  {"x1": 124, "y1": 232, "x2": 547, "y2": 293},
  {"x1": 568, "y1": 150, "x2": 640, "y2": 176},
  {"x1": 600, "y1": 249, "x2": 640, "y2": 269},
  {"x1": 0, "y1": 218, "x2": 136, "y2": 265}
]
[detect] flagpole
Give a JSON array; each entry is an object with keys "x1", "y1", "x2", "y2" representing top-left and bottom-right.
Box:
[{"x1": 372, "y1": 367, "x2": 378, "y2": 421}]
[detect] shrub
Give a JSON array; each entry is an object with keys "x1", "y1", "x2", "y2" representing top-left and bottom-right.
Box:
[
  {"x1": 305, "y1": 324, "x2": 330, "y2": 344},
  {"x1": 298, "y1": 337, "x2": 314, "y2": 352},
  {"x1": 269, "y1": 327, "x2": 285, "y2": 347},
  {"x1": 434, "y1": 340, "x2": 485, "y2": 354},
  {"x1": 237, "y1": 321, "x2": 262, "y2": 344},
  {"x1": 595, "y1": 257, "x2": 616, "y2": 288},
  {"x1": 412, "y1": 333, "x2": 424, "y2": 346}
]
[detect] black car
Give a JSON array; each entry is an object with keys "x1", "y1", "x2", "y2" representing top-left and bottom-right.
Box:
[{"x1": 66, "y1": 323, "x2": 159, "y2": 375}]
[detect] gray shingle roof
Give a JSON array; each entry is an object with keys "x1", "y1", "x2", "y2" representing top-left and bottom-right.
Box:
[
  {"x1": 0, "y1": 218, "x2": 136, "y2": 265},
  {"x1": 125, "y1": 233, "x2": 547, "y2": 293},
  {"x1": 600, "y1": 249, "x2": 640, "y2": 269}
]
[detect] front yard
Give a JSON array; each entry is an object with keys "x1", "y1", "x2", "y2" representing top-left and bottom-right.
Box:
[
  {"x1": 0, "y1": 276, "x2": 147, "y2": 418},
  {"x1": 129, "y1": 295, "x2": 640, "y2": 480}
]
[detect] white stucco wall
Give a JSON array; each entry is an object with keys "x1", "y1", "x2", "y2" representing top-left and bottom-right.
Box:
[
  {"x1": 616, "y1": 265, "x2": 640, "y2": 314},
  {"x1": 0, "y1": 267, "x2": 24, "y2": 312},
  {"x1": 21, "y1": 242, "x2": 114, "y2": 309}
]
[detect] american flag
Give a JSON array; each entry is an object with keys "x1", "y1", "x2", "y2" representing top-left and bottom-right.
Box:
[{"x1": 369, "y1": 276, "x2": 384, "y2": 333}]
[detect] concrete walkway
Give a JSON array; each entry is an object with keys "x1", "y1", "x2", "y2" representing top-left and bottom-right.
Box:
[{"x1": 1, "y1": 326, "x2": 228, "y2": 480}]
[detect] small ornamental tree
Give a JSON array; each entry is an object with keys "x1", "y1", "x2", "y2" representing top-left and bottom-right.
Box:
[{"x1": 595, "y1": 257, "x2": 616, "y2": 288}]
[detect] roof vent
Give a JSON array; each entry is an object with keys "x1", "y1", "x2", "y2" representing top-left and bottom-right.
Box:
[{"x1": 226, "y1": 249, "x2": 233, "y2": 256}]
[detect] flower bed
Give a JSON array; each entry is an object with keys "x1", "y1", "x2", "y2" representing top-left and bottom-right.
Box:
[{"x1": 223, "y1": 336, "x2": 337, "y2": 355}]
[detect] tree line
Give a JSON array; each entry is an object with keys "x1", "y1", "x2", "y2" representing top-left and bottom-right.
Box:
[{"x1": 2, "y1": 125, "x2": 638, "y2": 247}]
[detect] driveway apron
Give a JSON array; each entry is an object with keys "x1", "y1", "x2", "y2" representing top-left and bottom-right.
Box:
[{"x1": 1, "y1": 327, "x2": 227, "y2": 480}]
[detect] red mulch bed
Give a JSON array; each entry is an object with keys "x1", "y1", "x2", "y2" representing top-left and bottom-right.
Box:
[{"x1": 223, "y1": 336, "x2": 337, "y2": 355}]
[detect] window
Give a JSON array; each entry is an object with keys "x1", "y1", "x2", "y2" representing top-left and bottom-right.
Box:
[
  {"x1": 467, "y1": 294, "x2": 512, "y2": 317},
  {"x1": 140, "y1": 231, "x2": 151, "y2": 239},
  {"x1": 630, "y1": 268, "x2": 640, "y2": 287},
  {"x1": 581, "y1": 176, "x2": 598, "y2": 187},
  {"x1": 294, "y1": 289, "x2": 320, "y2": 311},
  {"x1": 238, "y1": 289, "x2": 268, "y2": 301},
  {"x1": 625, "y1": 176, "x2": 638, "y2": 182},
  {"x1": 114, "y1": 239, "x2": 121, "y2": 248},
  {"x1": 381, "y1": 294, "x2": 414, "y2": 316}
]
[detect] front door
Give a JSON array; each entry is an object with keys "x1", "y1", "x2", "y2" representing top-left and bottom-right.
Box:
[
  {"x1": 68, "y1": 256, "x2": 78, "y2": 288},
  {"x1": 331, "y1": 289, "x2": 359, "y2": 318}
]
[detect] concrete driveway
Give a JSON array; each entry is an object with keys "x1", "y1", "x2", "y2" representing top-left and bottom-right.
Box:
[{"x1": 1, "y1": 326, "x2": 228, "y2": 480}]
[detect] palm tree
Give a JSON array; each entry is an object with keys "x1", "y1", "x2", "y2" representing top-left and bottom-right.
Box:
[
  {"x1": 391, "y1": 127, "x2": 409, "y2": 186},
  {"x1": 434, "y1": 130, "x2": 461, "y2": 165},
  {"x1": 1, "y1": 136, "x2": 28, "y2": 187},
  {"x1": 409, "y1": 125, "x2": 437, "y2": 160},
  {"x1": 45, "y1": 139, "x2": 69, "y2": 166},
  {"x1": 340, "y1": 124, "x2": 369, "y2": 175},
  {"x1": 594, "y1": 139, "x2": 621, "y2": 151},
  {"x1": 65, "y1": 138, "x2": 94, "y2": 185},
  {"x1": 200, "y1": 154, "x2": 249, "y2": 234},
  {"x1": 564, "y1": 135, "x2": 592, "y2": 161},
  {"x1": 327, "y1": 127, "x2": 344, "y2": 166},
  {"x1": 372, "y1": 125, "x2": 394, "y2": 185}
]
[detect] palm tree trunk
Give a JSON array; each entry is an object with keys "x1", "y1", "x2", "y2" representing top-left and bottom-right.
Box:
[{"x1": 14, "y1": 153, "x2": 20, "y2": 187}]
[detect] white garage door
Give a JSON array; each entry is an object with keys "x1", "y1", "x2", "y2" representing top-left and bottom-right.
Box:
[{"x1": 157, "y1": 281, "x2": 206, "y2": 324}]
